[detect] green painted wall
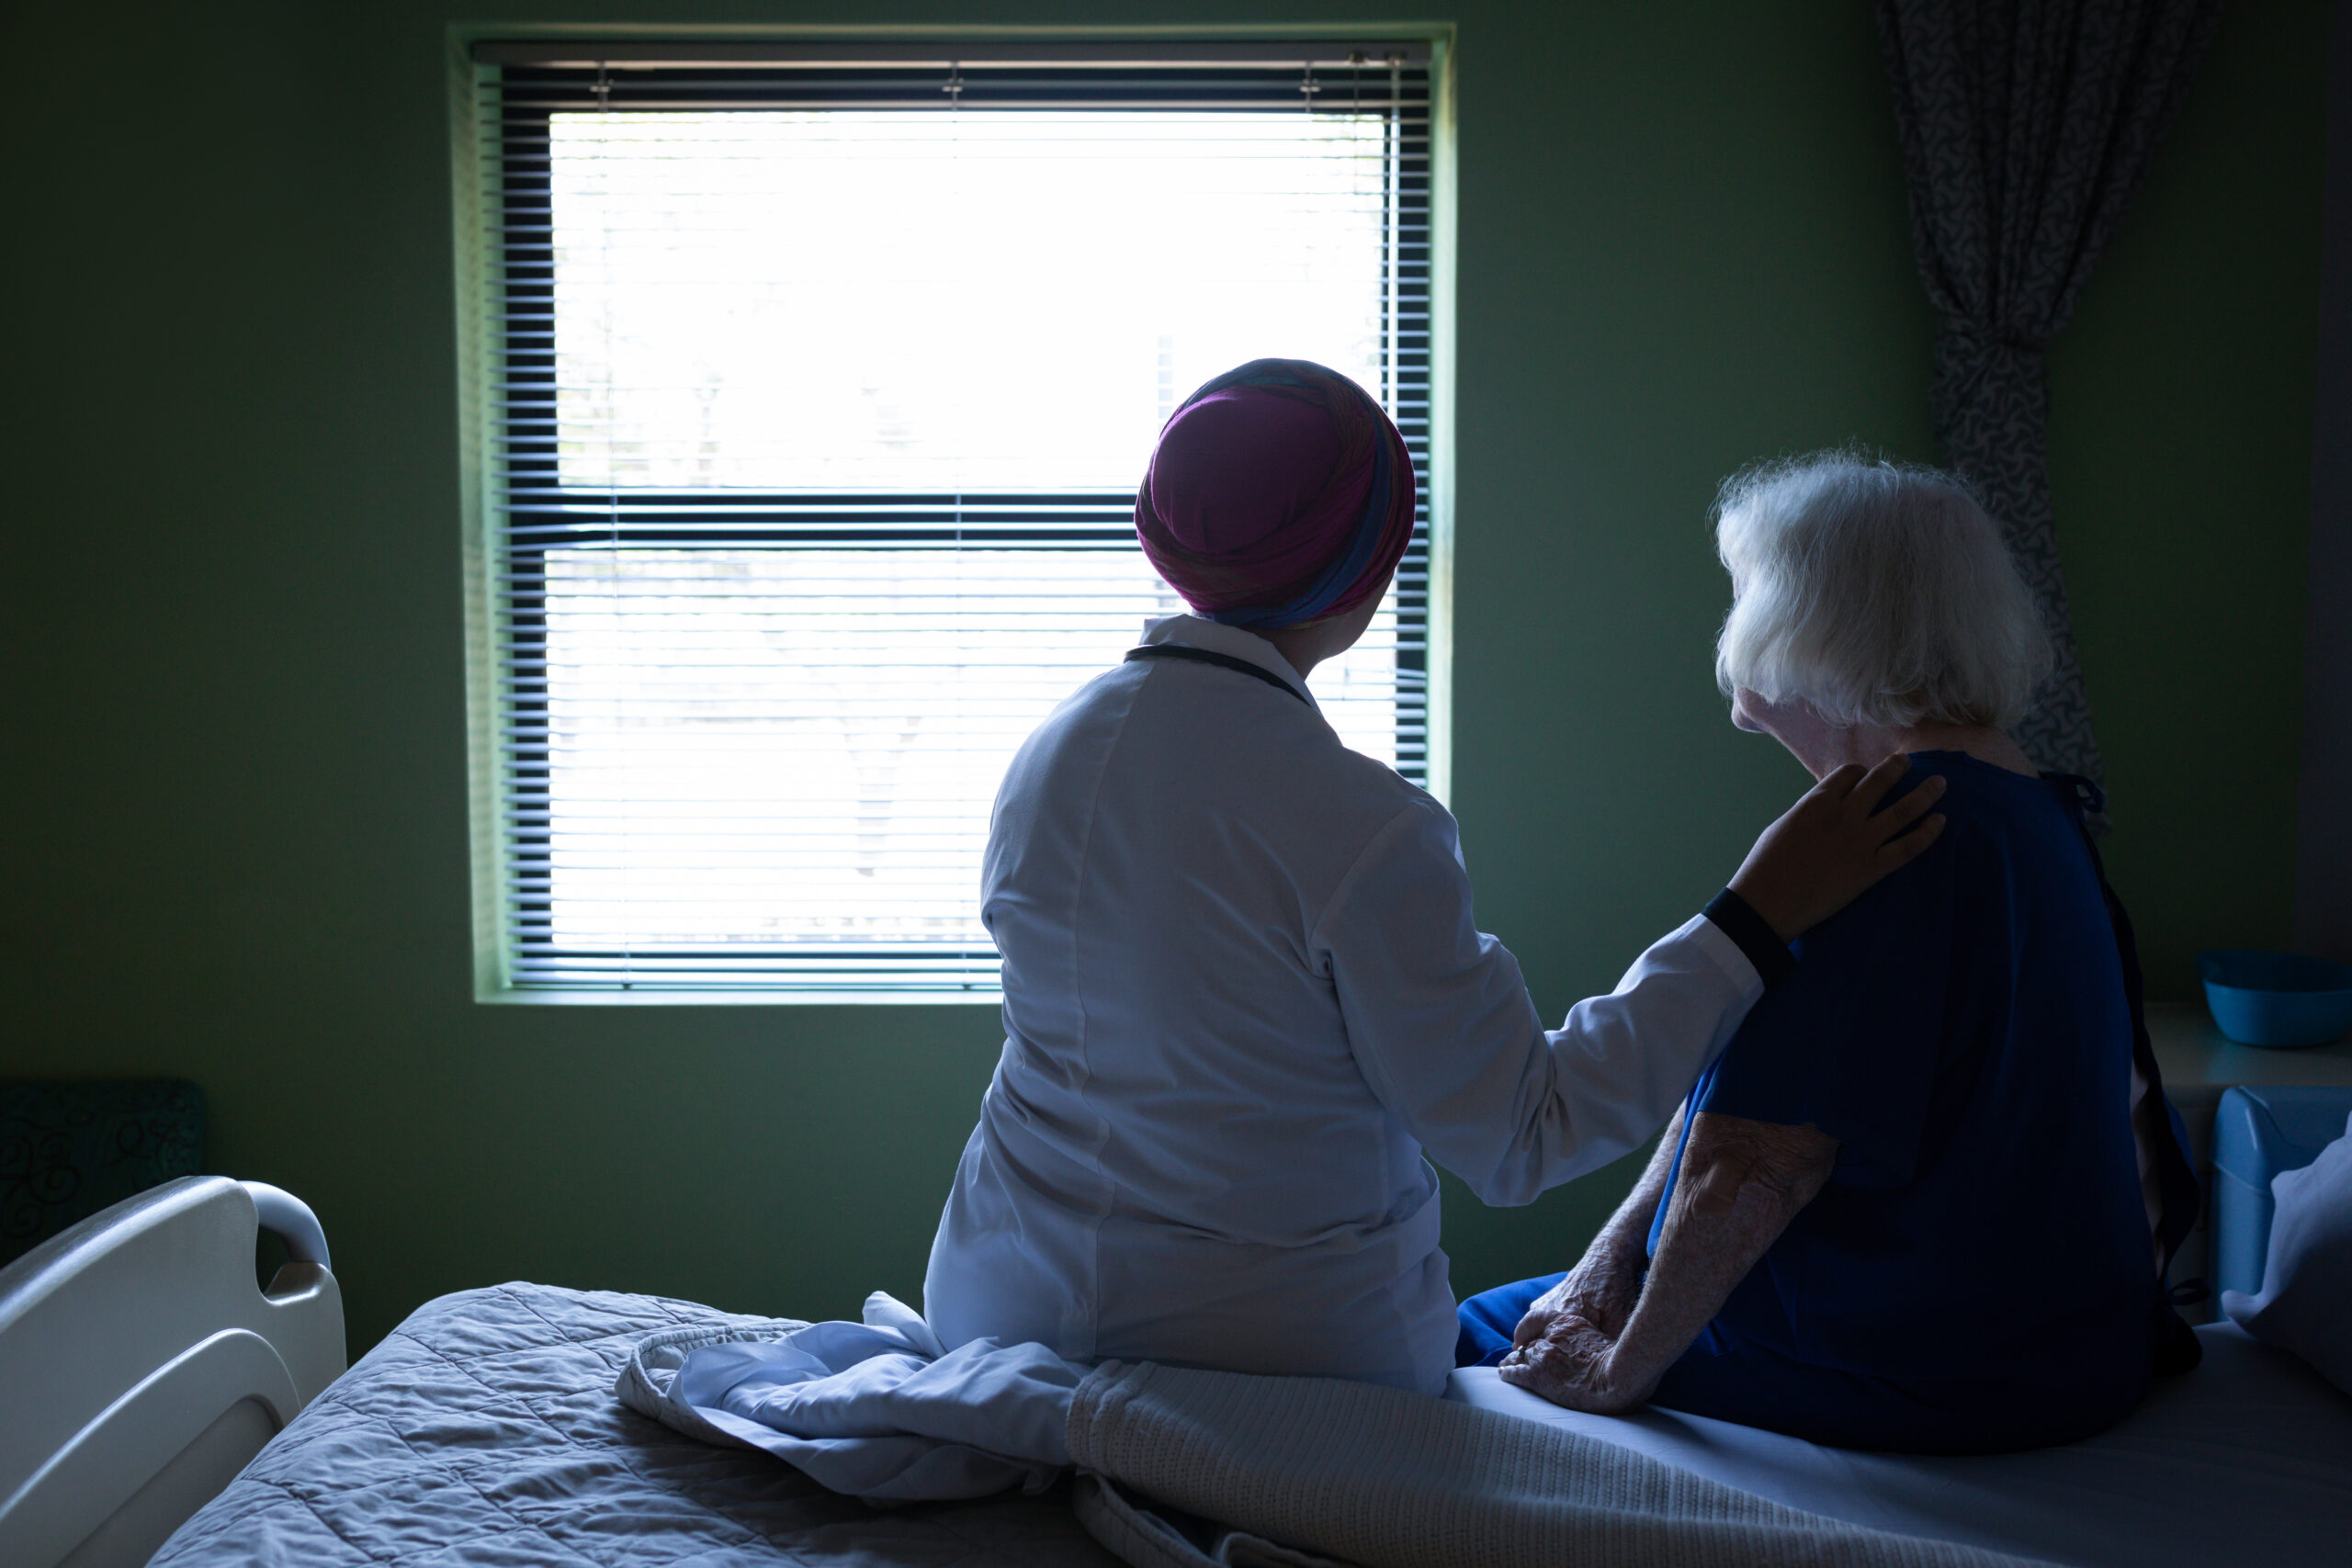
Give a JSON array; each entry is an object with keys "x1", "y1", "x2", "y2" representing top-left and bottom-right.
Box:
[{"x1": 1, "y1": 0, "x2": 2324, "y2": 1353}]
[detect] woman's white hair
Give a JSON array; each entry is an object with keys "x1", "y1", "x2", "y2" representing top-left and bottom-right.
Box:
[{"x1": 1713, "y1": 450, "x2": 2052, "y2": 731}]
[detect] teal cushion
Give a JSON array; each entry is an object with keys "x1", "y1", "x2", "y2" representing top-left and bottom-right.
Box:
[{"x1": 0, "y1": 1080, "x2": 206, "y2": 1266}]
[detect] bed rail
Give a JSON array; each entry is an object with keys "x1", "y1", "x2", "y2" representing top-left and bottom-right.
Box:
[{"x1": 0, "y1": 1175, "x2": 346, "y2": 1568}]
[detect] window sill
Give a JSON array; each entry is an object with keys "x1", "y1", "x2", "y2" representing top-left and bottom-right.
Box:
[{"x1": 475, "y1": 987, "x2": 1004, "y2": 1007}]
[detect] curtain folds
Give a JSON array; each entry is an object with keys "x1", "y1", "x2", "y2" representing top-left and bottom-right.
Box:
[{"x1": 1877, "y1": 0, "x2": 2223, "y2": 783}]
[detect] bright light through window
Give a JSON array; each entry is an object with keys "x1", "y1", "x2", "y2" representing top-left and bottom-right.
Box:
[{"x1": 550, "y1": 112, "x2": 1395, "y2": 490}]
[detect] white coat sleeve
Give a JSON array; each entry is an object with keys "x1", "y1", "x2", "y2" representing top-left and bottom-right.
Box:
[{"x1": 1314, "y1": 797, "x2": 1766, "y2": 1207}]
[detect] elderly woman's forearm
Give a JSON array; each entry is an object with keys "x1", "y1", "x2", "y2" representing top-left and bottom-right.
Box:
[
  {"x1": 1609, "y1": 1183, "x2": 1803, "y2": 1388},
  {"x1": 1499, "y1": 1112, "x2": 1835, "y2": 1411},
  {"x1": 1608, "y1": 1113, "x2": 1837, "y2": 1393},
  {"x1": 1510, "y1": 1107, "x2": 1686, "y2": 1347}
]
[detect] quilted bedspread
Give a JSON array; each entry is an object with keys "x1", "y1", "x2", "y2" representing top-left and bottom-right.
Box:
[{"x1": 151, "y1": 1283, "x2": 1120, "y2": 1567}]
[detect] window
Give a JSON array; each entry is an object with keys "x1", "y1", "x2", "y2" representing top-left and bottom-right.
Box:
[{"x1": 470, "y1": 44, "x2": 1434, "y2": 992}]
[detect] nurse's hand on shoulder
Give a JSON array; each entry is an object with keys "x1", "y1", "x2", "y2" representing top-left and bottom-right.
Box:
[{"x1": 1726, "y1": 755, "x2": 1946, "y2": 944}]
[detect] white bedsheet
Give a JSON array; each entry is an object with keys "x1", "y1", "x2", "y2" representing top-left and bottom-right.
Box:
[{"x1": 1447, "y1": 1322, "x2": 2352, "y2": 1568}]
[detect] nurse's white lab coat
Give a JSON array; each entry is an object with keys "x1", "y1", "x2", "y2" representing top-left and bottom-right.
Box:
[{"x1": 923, "y1": 615, "x2": 1766, "y2": 1395}]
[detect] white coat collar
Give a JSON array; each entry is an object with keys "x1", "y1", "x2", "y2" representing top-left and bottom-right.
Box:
[{"x1": 1137, "y1": 614, "x2": 1318, "y2": 710}]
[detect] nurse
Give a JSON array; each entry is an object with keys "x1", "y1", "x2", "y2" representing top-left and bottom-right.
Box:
[{"x1": 922, "y1": 361, "x2": 1946, "y2": 1396}]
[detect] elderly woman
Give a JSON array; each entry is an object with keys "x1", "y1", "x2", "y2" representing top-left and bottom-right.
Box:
[
  {"x1": 922, "y1": 369, "x2": 1948, "y2": 1397},
  {"x1": 1460, "y1": 452, "x2": 2201, "y2": 1451}
]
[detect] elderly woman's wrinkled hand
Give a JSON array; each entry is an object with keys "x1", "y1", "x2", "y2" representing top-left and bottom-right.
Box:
[
  {"x1": 1515, "y1": 1252, "x2": 1640, "y2": 1347},
  {"x1": 1499, "y1": 1246, "x2": 1652, "y2": 1414},
  {"x1": 1497, "y1": 1312, "x2": 1646, "y2": 1415}
]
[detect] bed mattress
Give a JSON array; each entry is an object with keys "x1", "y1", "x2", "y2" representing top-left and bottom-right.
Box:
[
  {"x1": 1448, "y1": 1322, "x2": 2352, "y2": 1568},
  {"x1": 151, "y1": 1283, "x2": 1119, "y2": 1567}
]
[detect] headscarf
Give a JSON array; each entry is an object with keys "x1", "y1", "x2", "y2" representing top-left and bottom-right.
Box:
[{"x1": 1136, "y1": 359, "x2": 1416, "y2": 630}]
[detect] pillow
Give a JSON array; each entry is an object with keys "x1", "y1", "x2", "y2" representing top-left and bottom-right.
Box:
[{"x1": 2223, "y1": 1110, "x2": 2352, "y2": 1396}]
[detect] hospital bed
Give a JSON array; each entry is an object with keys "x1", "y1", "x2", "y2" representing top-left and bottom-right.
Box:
[{"x1": 5, "y1": 1097, "x2": 2347, "y2": 1568}]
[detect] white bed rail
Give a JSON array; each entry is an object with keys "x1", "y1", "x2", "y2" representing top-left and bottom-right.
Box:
[{"x1": 0, "y1": 1176, "x2": 346, "y2": 1568}]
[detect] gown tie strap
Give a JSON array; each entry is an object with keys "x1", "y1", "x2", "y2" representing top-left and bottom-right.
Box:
[{"x1": 2045, "y1": 769, "x2": 2206, "y2": 1375}]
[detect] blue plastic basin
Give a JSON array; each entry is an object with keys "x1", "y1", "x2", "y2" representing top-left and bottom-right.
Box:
[{"x1": 2199, "y1": 949, "x2": 2352, "y2": 1050}]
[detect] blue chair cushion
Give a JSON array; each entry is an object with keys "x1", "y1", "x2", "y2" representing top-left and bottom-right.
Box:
[{"x1": 2211, "y1": 1085, "x2": 2352, "y2": 1299}]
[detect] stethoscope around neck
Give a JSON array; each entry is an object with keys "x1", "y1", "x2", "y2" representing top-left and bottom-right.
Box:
[{"x1": 1124, "y1": 644, "x2": 1309, "y2": 706}]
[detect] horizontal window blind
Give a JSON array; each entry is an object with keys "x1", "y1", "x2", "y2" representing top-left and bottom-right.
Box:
[{"x1": 474, "y1": 48, "x2": 1433, "y2": 991}]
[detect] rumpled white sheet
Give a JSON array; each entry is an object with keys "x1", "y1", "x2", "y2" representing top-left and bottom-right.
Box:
[
  {"x1": 623, "y1": 1294, "x2": 2080, "y2": 1568},
  {"x1": 616, "y1": 1292, "x2": 1083, "y2": 1502},
  {"x1": 2223, "y1": 1110, "x2": 2352, "y2": 1397}
]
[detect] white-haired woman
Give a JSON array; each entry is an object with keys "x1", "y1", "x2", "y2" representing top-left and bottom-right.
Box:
[{"x1": 1459, "y1": 452, "x2": 2202, "y2": 1452}]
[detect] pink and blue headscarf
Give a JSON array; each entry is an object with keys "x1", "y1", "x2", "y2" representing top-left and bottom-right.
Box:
[{"x1": 1136, "y1": 359, "x2": 1416, "y2": 630}]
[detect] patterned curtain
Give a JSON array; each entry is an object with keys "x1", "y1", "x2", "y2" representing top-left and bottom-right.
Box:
[{"x1": 1877, "y1": 0, "x2": 2222, "y2": 783}]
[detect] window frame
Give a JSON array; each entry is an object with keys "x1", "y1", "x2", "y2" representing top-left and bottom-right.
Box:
[{"x1": 458, "y1": 40, "x2": 1450, "y2": 1001}]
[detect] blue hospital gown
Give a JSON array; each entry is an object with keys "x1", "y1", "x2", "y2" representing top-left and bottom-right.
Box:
[{"x1": 1461, "y1": 753, "x2": 2187, "y2": 1453}]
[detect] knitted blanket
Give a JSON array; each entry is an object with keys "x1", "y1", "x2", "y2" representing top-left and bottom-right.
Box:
[{"x1": 1063, "y1": 1358, "x2": 2054, "y2": 1568}]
